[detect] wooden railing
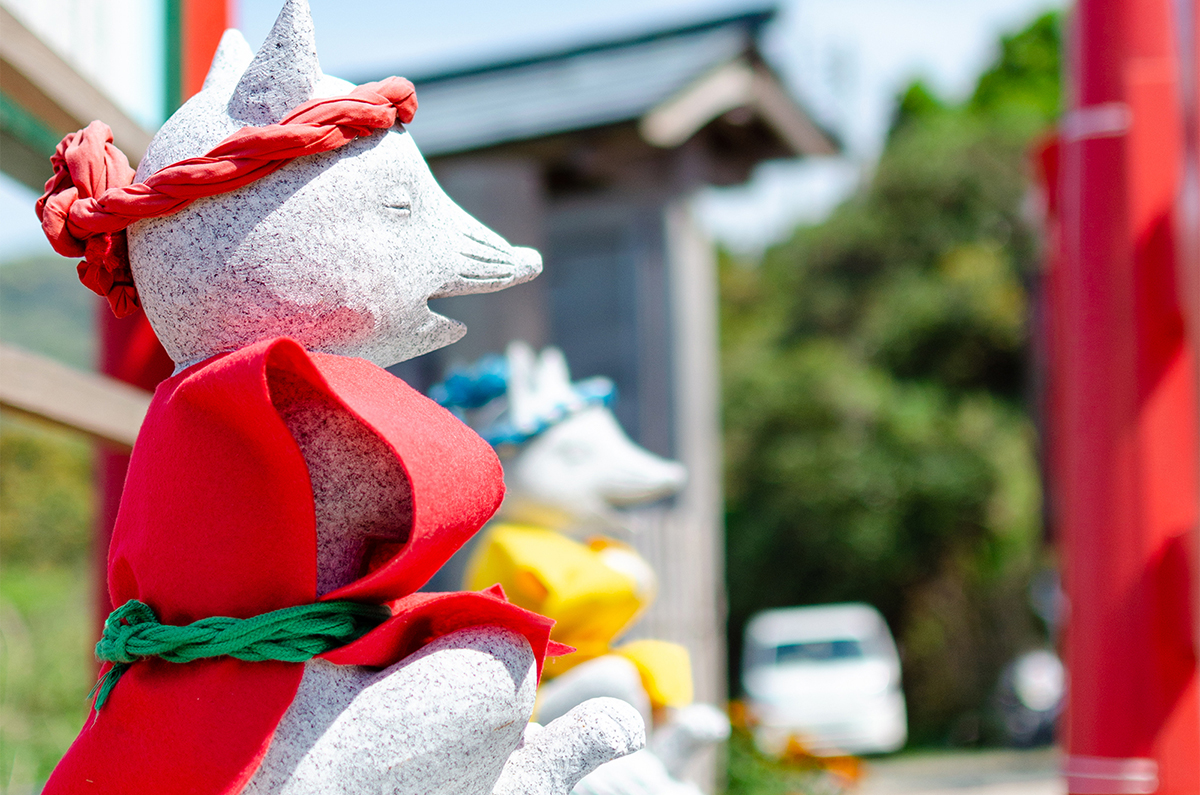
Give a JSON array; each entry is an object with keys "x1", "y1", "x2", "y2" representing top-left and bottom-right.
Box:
[{"x1": 0, "y1": 344, "x2": 151, "y2": 448}]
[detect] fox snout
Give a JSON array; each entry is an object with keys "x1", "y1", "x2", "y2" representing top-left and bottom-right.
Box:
[
  {"x1": 596, "y1": 452, "x2": 688, "y2": 507},
  {"x1": 431, "y1": 209, "x2": 542, "y2": 299},
  {"x1": 511, "y1": 407, "x2": 688, "y2": 516}
]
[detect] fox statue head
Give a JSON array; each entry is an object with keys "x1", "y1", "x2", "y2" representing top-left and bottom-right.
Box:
[
  {"x1": 129, "y1": 0, "x2": 541, "y2": 371},
  {"x1": 444, "y1": 342, "x2": 687, "y2": 532}
]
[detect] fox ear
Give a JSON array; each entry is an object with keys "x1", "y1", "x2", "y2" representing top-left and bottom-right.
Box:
[
  {"x1": 202, "y1": 30, "x2": 253, "y2": 92},
  {"x1": 536, "y1": 347, "x2": 576, "y2": 406},
  {"x1": 228, "y1": 0, "x2": 321, "y2": 124},
  {"x1": 506, "y1": 341, "x2": 539, "y2": 430}
]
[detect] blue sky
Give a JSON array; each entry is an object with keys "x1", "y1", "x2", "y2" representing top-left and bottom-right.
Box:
[
  {"x1": 238, "y1": 0, "x2": 1061, "y2": 157},
  {"x1": 1, "y1": 0, "x2": 1064, "y2": 259}
]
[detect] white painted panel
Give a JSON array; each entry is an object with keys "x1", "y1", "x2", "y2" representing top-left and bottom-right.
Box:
[{"x1": 2, "y1": 0, "x2": 165, "y2": 128}]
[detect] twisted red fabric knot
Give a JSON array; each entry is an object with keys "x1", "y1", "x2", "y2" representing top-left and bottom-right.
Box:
[{"x1": 35, "y1": 77, "x2": 418, "y2": 318}]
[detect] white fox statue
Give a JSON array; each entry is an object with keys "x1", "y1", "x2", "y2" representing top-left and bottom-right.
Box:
[
  {"x1": 36, "y1": 1, "x2": 643, "y2": 794},
  {"x1": 438, "y1": 343, "x2": 731, "y2": 795}
]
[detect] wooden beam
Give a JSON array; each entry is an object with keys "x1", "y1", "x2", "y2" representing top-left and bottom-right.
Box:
[
  {"x1": 0, "y1": 344, "x2": 151, "y2": 448},
  {"x1": 748, "y1": 66, "x2": 837, "y2": 157},
  {"x1": 640, "y1": 60, "x2": 758, "y2": 149},
  {"x1": 639, "y1": 58, "x2": 836, "y2": 157},
  {"x1": 0, "y1": 6, "x2": 152, "y2": 162}
]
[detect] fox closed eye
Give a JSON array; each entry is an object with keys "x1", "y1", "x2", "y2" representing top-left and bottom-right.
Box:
[{"x1": 383, "y1": 185, "x2": 413, "y2": 216}]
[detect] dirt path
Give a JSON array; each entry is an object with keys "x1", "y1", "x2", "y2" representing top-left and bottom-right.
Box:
[{"x1": 857, "y1": 748, "x2": 1062, "y2": 795}]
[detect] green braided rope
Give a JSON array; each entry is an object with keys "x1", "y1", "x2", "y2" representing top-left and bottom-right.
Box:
[{"x1": 89, "y1": 599, "x2": 392, "y2": 710}]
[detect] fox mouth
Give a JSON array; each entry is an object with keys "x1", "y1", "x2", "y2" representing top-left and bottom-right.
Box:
[
  {"x1": 430, "y1": 267, "x2": 519, "y2": 298},
  {"x1": 458, "y1": 274, "x2": 513, "y2": 281},
  {"x1": 452, "y1": 233, "x2": 520, "y2": 282},
  {"x1": 458, "y1": 251, "x2": 517, "y2": 281}
]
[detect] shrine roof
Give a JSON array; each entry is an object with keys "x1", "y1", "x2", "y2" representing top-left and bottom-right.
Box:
[{"x1": 370, "y1": 8, "x2": 832, "y2": 158}]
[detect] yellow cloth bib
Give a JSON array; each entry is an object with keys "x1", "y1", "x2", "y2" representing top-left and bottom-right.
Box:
[
  {"x1": 614, "y1": 639, "x2": 694, "y2": 709},
  {"x1": 465, "y1": 522, "x2": 694, "y2": 707},
  {"x1": 465, "y1": 524, "x2": 648, "y2": 646}
]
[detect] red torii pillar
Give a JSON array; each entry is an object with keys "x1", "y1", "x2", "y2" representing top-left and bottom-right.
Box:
[
  {"x1": 94, "y1": 1, "x2": 231, "y2": 628},
  {"x1": 1052, "y1": 0, "x2": 1200, "y2": 792}
]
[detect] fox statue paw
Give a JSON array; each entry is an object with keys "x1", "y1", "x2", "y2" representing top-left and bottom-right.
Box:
[
  {"x1": 494, "y1": 698, "x2": 646, "y2": 795},
  {"x1": 244, "y1": 627, "x2": 644, "y2": 795}
]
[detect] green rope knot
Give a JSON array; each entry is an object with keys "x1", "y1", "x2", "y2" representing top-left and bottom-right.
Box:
[{"x1": 90, "y1": 598, "x2": 392, "y2": 710}]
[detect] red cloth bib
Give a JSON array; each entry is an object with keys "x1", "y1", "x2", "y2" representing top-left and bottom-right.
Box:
[{"x1": 45, "y1": 338, "x2": 565, "y2": 795}]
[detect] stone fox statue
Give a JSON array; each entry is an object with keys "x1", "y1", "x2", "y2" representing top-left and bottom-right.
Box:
[{"x1": 34, "y1": 1, "x2": 642, "y2": 793}]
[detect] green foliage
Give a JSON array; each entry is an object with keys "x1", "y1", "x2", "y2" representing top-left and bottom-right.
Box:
[
  {"x1": 0, "y1": 416, "x2": 93, "y2": 567},
  {"x1": 1, "y1": 566, "x2": 94, "y2": 792},
  {"x1": 726, "y1": 729, "x2": 797, "y2": 795},
  {"x1": 0, "y1": 254, "x2": 96, "y2": 371},
  {"x1": 1, "y1": 415, "x2": 95, "y2": 790},
  {"x1": 721, "y1": 12, "x2": 1060, "y2": 746},
  {"x1": 720, "y1": 730, "x2": 864, "y2": 795},
  {"x1": 890, "y1": 80, "x2": 947, "y2": 137},
  {"x1": 969, "y1": 13, "x2": 1062, "y2": 125}
]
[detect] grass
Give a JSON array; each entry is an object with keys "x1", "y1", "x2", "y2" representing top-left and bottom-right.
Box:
[
  {"x1": 1, "y1": 566, "x2": 93, "y2": 792},
  {"x1": 0, "y1": 415, "x2": 95, "y2": 793}
]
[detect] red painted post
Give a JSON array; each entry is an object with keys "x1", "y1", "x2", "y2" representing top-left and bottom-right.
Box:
[
  {"x1": 1182, "y1": 0, "x2": 1200, "y2": 710},
  {"x1": 182, "y1": 0, "x2": 235, "y2": 99},
  {"x1": 1056, "y1": 0, "x2": 1200, "y2": 792},
  {"x1": 94, "y1": 0, "x2": 230, "y2": 631}
]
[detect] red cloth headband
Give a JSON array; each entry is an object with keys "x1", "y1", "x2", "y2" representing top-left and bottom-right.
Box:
[{"x1": 35, "y1": 77, "x2": 418, "y2": 318}]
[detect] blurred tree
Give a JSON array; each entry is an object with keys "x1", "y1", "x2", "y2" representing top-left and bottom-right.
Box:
[
  {"x1": 722, "y1": 12, "x2": 1060, "y2": 746},
  {"x1": 0, "y1": 254, "x2": 96, "y2": 371}
]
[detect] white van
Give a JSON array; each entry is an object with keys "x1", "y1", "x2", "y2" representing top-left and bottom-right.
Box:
[{"x1": 742, "y1": 603, "x2": 907, "y2": 756}]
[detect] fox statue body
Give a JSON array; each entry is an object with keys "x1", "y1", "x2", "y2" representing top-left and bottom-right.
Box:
[{"x1": 42, "y1": 2, "x2": 642, "y2": 793}]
